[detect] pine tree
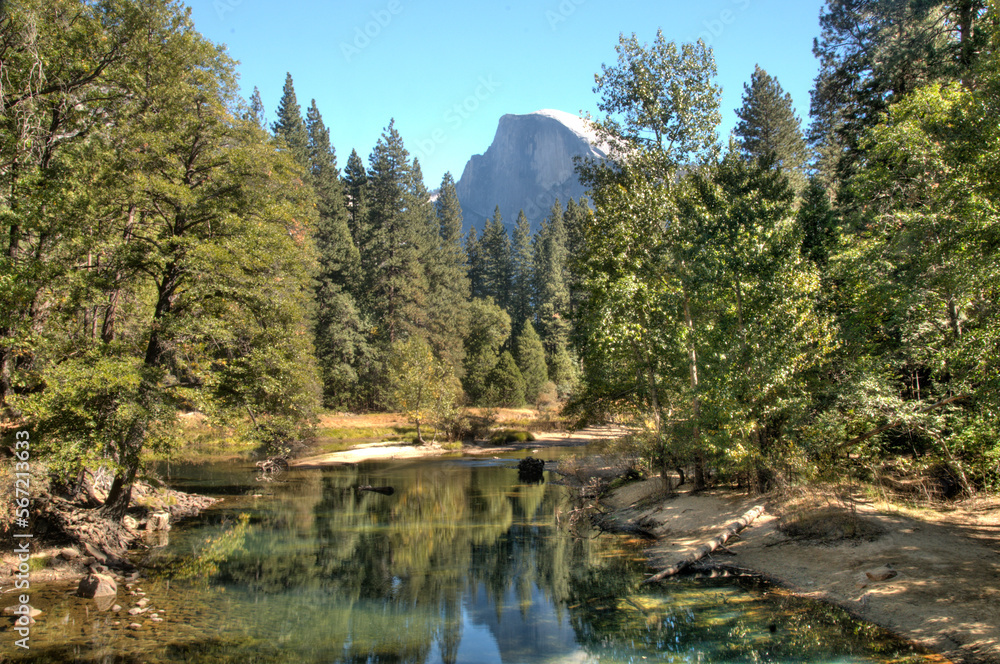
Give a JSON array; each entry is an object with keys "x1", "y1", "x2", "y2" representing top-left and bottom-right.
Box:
[
  {"x1": 487, "y1": 351, "x2": 526, "y2": 407},
  {"x1": 510, "y1": 210, "x2": 535, "y2": 333},
  {"x1": 247, "y1": 86, "x2": 265, "y2": 129},
  {"x1": 480, "y1": 207, "x2": 513, "y2": 312},
  {"x1": 563, "y1": 198, "x2": 591, "y2": 319},
  {"x1": 362, "y1": 120, "x2": 427, "y2": 346},
  {"x1": 734, "y1": 65, "x2": 808, "y2": 192},
  {"x1": 514, "y1": 320, "x2": 547, "y2": 404},
  {"x1": 533, "y1": 200, "x2": 571, "y2": 359},
  {"x1": 271, "y1": 73, "x2": 309, "y2": 169},
  {"x1": 798, "y1": 177, "x2": 837, "y2": 266},
  {"x1": 465, "y1": 225, "x2": 485, "y2": 300},
  {"x1": 306, "y1": 99, "x2": 367, "y2": 406},
  {"x1": 426, "y1": 172, "x2": 472, "y2": 374},
  {"x1": 343, "y1": 148, "x2": 369, "y2": 256}
]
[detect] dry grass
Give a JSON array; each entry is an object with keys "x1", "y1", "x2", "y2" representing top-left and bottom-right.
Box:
[{"x1": 773, "y1": 485, "x2": 886, "y2": 542}]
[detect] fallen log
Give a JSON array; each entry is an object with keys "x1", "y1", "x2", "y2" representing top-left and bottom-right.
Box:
[{"x1": 643, "y1": 504, "x2": 765, "y2": 584}]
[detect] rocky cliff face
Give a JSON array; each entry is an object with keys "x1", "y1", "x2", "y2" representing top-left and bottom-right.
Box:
[{"x1": 455, "y1": 109, "x2": 606, "y2": 232}]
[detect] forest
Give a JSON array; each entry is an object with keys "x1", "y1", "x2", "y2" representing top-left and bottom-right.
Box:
[{"x1": 1, "y1": 0, "x2": 998, "y2": 528}]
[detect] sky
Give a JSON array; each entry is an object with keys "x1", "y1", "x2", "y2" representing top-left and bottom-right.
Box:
[{"x1": 183, "y1": 0, "x2": 828, "y2": 189}]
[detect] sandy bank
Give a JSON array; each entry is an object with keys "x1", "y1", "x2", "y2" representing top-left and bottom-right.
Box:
[
  {"x1": 291, "y1": 425, "x2": 632, "y2": 467},
  {"x1": 605, "y1": 480, "x2": 1000, "y2": 664}
]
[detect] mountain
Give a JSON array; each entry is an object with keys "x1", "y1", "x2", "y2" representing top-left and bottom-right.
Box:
[{"x1": 455, "y1": 109, "x2": 606, "y2": 232}]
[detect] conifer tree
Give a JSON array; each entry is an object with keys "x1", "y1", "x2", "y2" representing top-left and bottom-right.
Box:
[
  {"x1": 480, "y1": 207, "x2": 513, "y2": 312},
  {"x1": 510, "y1": 210, "x2": 535, "y2": 333},
  {"x1": 488, "y1": 351, "x2": 526, "y2": 407},
  {"x1": 426, "y1": 172, "x2": 472, "y2": 374},
  {"x1": 272, "y1": 73, "x2": 309, "y2": 169},
  {"x1": 797, "y1": 177, "x2": 837, "y2": 266},
  {"x1": 247, "y1": 86, "x2": 265, "y2": 129},
  {"x1": 362, "y1": 120, "x2": 427, "y2": 346},
  {"x1": 343, "y1": 148, "x2": 369, "y2": 255},
  {"x1": 533, "y1": 201, "x2": 571, "y2": 359},
  {"x1": 465, "y1": 226, "x2": 486, "y2": 300},
  {"x1": 306, "y1": 100, "x2": 368, "y2": 406},
  {"x1": 563, "y1": 198, "x2": 591, "y2": 318},
  {"x1": 734, "y1": 65, "x2": 808, "y2": 192},
  {"x1": 514, "y1": 320, "x2": 547, "y2": 404}
]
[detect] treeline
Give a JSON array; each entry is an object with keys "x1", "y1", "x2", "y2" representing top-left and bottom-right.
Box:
[
  {"x1": 0, "y1": 0, "x2": 584, "y2": 516},
  {"x1": 264, "y1": 72, "x2": 584, "y2": 414},
  {"x1": 569, "y1": 2, "x2": 1000, "y2": 494}
]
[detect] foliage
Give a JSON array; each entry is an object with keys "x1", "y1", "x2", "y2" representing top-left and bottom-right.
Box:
[
  {"x1": 487, "y1": 351, "x2": 526, "y2": 408},
  {"x1": 387, "y1": 337, "x2": 460, "y2": 443},
  {"x1": 514, "y1": 321, "x2": 549, "y2": 405}
]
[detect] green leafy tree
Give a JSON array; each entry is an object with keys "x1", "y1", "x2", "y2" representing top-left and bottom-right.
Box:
[
  {"x1": 13, "y1": 0, "x2": 321, "y2": 519},
  {"x1": 797, "y1": 177, "x2": 838, "y2": 266},
  {"x1": 387, "y1": 337, "x2": 460, "y2": 444},
  {"x1": 462, "y1": 298, "x2": 511, "y2": 405},
  {"x1": 734, "y1": 65, "x2": 808, "y2": 193}
]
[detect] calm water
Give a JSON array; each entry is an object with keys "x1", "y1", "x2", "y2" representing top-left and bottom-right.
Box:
[{"x1": 5, "y1": 453, "x2": 939, "y2": 663}]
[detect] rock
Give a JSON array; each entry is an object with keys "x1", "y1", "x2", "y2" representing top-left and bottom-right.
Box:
[
  {"x1": 151, "y1": 616, "x2": 164, "y2": 623},
  {"x1": 128, "y1": 622, "x2": 141, "y2": 630},
  {"x1": 123, "y1": 515, "x2": 139, "y2": 530},
  {"x1": 136, "y1": 598, "x2": 149, "y2": 608},
  {"x1": 455, "y1": 109, "x2": 607, "y2": 233},
  {"x1": 128, "y1": 607, "x2": 146, "y2": 616},
  {"x1": 82, "y1": 542, "x2": 108, "y2": 563},
  {"x1": 146, "y1": 511, "x2": 170, "y2": 532},
  {"x1": 58, "y1": 547, "x2": 81, "y2": 560},
  {"x1": 77, "y1": 573, "x2": 117, "y2": 598},
  {"x1": 112, "y1": 604, "x2": 122, "y2": 612},
  {"x1": 517, "y1": 457, "x2": 546, "y2": 483},
  {"x1": 3, "y1": 605, "x2": 41, "y2": 618},
  {"x1": 865, "y1": 565, "x2": 898, "y2": 582}
]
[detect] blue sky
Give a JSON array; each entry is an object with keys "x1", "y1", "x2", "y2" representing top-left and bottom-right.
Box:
[{"x1": 184, "y1": 0, "x2": 828, "y2": 188}]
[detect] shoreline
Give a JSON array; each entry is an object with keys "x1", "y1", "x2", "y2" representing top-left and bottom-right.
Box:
[{"x1": 603, "y1": 480, "x2": 1000, "y2": 664}]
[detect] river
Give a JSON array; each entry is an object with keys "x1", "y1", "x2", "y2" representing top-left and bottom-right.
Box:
[{"x1": 5, "y1": 450, "x2": 940, "y2": 663}]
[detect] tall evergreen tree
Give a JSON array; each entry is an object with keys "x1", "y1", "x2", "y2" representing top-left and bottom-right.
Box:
[
  {"x1": 465, "y1": 226, "x2": 486, "y2": 300},
  {"x1": 514, "y1": 320, "x2": 548, "y2": 404},
  {"x1": 343, "y1": 148, "x2": 369, "y2": 256},
  {"x1": 426, "y1": 172, "x2": 472, "y2": 374},
  {"x1": 533, "y1": 200, "x2": 571, "y2": 358},
  {"x1": 271, "y1": 73, "x2": 309, "y2": 169},
  {"x1": 797, "y1": 177, "x2": 837, "y2": 266},
  {"x1": 362, "y1": 120, "x2": 427, "y2": 346},
  {"x1": 480, "y1": 207, "x2": 513, "y2": 312},
  {"x1": 510, "y1": 210, "x2": 535, "y2": 333},
  {"x1": 734, "y1": 65, "x2": 808, "y2": 193},
  {"x1": 306, "y1": 100, "x2": 368, "y2": 407},
  {"x1": 247, "y1": 86, "x2": 265, "y2": 129}
]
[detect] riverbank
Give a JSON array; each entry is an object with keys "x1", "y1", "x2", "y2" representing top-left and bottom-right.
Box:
[
  {"x1": 291, "y1": 424, "x2": 632, "y2": 466},
  {"x1": 604, "y1": 480, "x2": 1000, "y2": 664}
]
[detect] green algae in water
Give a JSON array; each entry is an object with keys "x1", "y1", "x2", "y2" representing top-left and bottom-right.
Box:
[{"x1": 2, "y1": 458, "x2": 940, "y2": 663}]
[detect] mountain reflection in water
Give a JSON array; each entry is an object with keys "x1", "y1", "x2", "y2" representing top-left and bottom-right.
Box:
[{"x1": 8, "y1": 456, "x2": 937, "y2": 663}]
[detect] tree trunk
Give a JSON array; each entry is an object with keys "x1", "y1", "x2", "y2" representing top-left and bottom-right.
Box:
[
  {"x1": 682, "y1": 287, "x2": 705, "y2": 490},
  {"x1": 644, "y1": 505, "x2": 765, "y2": 583}
]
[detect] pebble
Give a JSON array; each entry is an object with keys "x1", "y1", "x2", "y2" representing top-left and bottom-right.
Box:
[
  {"x1": 127, "y1": 607, "x2": 146, "y2": 616},
  {"x1": 128, "y1": 622, "x2": 141, "y2": 630},
  {"x1": 112, "y1": 605, "x2": 122, "y2": 612},
  {"x1": 136, "y1": 598, "x2": 150, "y2": 608}
]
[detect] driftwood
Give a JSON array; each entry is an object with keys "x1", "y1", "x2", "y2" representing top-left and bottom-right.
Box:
[{"x1": 643, "y1": 504, "x2": 765, "y2": 584}]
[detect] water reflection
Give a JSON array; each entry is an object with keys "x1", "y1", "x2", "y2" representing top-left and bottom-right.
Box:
[{"x1": 5, "y1": 457, "x2": 938, "y2": 663}]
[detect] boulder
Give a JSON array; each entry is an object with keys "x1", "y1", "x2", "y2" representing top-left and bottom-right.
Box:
[
  {"x1": 146, "y1": 511, "x2": 170, "y2": 532},
  {"x1": 517, "y1": 457, "x2": 546, "y2": 483},
  {"x1": 58, "y1": 547, "x2": 81, "y2": 560},
  {"x1": 77, "y1": 573, "x2": 117, "y2": 598}
]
